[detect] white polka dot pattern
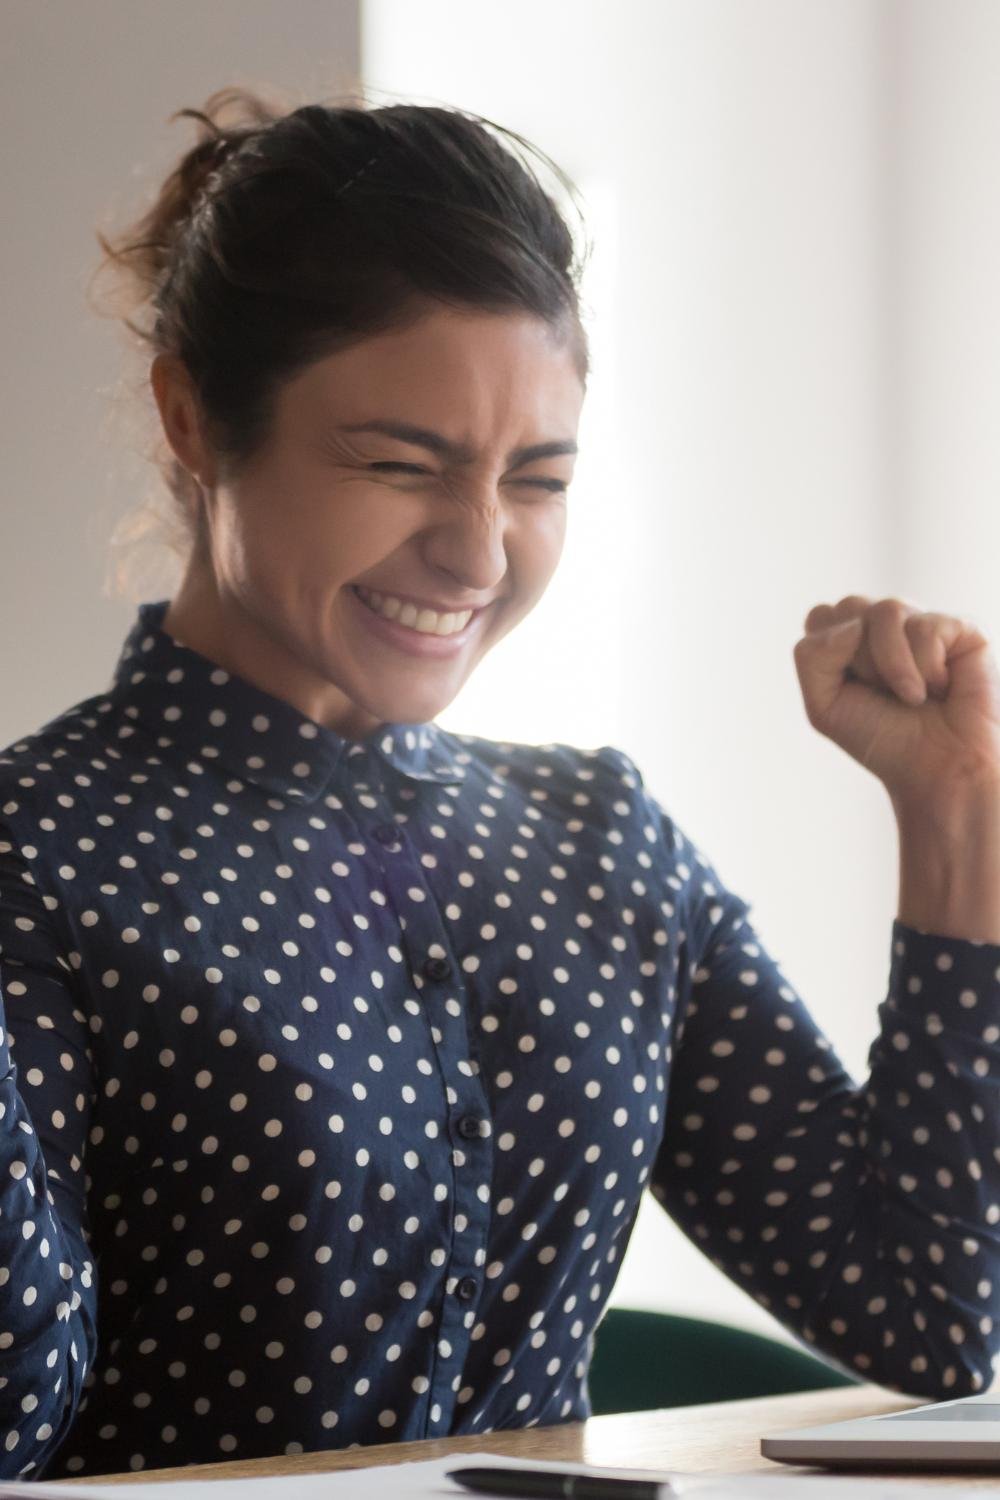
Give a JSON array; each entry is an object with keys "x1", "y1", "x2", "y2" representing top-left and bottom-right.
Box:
[{"x1": 0, "y1": 598, "x2": 997, "y2": 1480}]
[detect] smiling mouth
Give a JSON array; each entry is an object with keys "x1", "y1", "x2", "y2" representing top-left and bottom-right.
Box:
[{"x1": 352, "y1": 585, "x2": 477, "y2": 638}]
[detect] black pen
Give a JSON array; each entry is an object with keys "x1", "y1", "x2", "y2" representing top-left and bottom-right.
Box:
[{"x1": 446, "y1": 1465, "x2": 676, "y2": 1499}]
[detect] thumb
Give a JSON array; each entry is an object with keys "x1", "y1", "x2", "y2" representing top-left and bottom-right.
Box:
[{"x1": 793, "y1": 615, "x2": 866, "y2": 729}]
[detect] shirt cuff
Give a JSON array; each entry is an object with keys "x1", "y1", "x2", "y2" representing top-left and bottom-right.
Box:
[{"x1": 890, "y1": 917, "x2": 1000, "y2": 1030}]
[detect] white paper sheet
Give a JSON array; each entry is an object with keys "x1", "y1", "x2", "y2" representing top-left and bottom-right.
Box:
[{"x1": 0, "y1": 1450, "x2": 987, "y2": 1498}]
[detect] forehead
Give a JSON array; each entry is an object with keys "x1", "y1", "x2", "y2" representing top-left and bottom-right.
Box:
[{"x1": 288, "y1": 304, "x2": 586, "y2": 439}]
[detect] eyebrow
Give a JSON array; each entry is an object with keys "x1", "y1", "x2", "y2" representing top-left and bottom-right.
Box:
[{"x1": 338, "y1": 420, "x2": 578, "y2": 469}]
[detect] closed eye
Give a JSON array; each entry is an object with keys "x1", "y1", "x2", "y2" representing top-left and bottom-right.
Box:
[
  {"x1": 368, "y1": 462, "x2": 568, "y2": 493},
  {"x1": 517, "y1": 478, "x2": 568, "y2": 493}
]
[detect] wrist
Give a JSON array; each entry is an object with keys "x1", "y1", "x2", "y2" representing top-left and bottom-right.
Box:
[{"x1": 891, "y1": 783, "x2": 1000, "y2": 944}]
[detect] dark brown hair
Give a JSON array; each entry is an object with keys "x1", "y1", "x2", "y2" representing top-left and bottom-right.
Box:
[{"x1": 90, "y1": 86, "x2": 590, "y2": 596}]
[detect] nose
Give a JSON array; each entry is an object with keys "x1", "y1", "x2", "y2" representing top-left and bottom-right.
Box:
[{"x1": 421, "y1": 491, "x2": 509, "y2": 597}]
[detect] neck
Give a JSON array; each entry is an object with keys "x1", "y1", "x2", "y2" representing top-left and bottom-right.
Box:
[{"x1": 161, "y1": 562, "x2": 381, "y2": 741}]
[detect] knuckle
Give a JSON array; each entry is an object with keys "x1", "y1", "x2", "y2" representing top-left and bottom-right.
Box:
[
  {"x1": 870, "y1": 596, "x2": 906, "y2": 621},
  {"x1": 905, "y1": 613, "x2": 935, "y2": 637},
  {"x1": 804, "y1": 602, "x2": 832, "y2": 626}
]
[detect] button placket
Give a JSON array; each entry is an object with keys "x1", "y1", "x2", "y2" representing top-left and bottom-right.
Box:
[{"x1": 363, "y1": 813, "x2": 493, "y2": 1436}]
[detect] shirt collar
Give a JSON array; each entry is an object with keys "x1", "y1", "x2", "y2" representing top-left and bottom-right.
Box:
[{"x1": 107, "y1": 599, "x2": 470, "y2": 800}]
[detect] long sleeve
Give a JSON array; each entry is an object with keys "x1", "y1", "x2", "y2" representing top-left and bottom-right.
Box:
[
  {"x1": 650, "y1": 797, "x2": 1000, "y2": 1397},
  {"x1": 0, "y1": 829, "x2": 97, "y2": 1478}
]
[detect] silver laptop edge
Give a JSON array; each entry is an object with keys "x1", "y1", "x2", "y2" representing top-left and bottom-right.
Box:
[{"x1": 762, "y1": 1392, "x2": 1000, "y2": 1468}]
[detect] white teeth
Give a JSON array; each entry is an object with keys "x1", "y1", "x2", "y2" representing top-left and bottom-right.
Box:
[{"x1": 355, "y1": 587, "x2": 472, "y2": 636}]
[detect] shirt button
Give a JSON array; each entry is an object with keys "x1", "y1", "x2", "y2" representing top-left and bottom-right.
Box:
[
  {"x1": 457, "y1": 1114, "x2": 483, "y2": 1141},
  {"x1": 456, "y1": 1276, "x2": 479, "y2": 1302},
  {"x1": 423, "y1": 956, "x2": 451, "y2": 981},
  {"x1": 373, "y1": 824, "x2": 399, "y2": 848}
]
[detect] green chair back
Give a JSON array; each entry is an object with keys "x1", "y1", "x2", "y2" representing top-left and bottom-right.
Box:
[{"x1": 588, "y1": 1307, "x2": 858, "y2": 1414}]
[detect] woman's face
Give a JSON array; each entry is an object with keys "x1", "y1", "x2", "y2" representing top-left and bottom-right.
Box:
[{"x1": 154, "y1": 303, "x2": 585, "y2": 739}]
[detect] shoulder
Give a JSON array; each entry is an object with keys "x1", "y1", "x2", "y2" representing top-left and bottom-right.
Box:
[
  {"x1": 444, "y1": 727, "x2": 636, "y2": 788},
  {"x1": 443, "y1": 730, "x2": 742, "y2": 939},
  {"x1": 0, "y1": 687, "x2": 132, "y2": 815},
  {"x1": 441, "y1": 730, "x2": 667, "y2": 838},
  {"x1": 448, "y1": 731, "x2": 744, "y2": 914}
]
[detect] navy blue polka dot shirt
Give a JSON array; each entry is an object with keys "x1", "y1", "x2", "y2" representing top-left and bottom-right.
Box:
[{"x1": 2, "y1": 598, "x2": 1000, "y2": 1480}]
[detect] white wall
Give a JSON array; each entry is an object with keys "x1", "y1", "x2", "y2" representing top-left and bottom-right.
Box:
[
  {"x1": 362, "y1": 0, "x2": 903, "y2": 1345},
  {"x1": 0, "y1": 1, "x2": 361, "y2": 743},
  {"x1": 888, "y1": 0, "x2": 1000, "y2": 628}
]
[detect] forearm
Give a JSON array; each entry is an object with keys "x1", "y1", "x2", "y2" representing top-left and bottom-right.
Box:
[
  {"x1": 650, "y1": 778, "x2": 1000, "y2": 1395},
  {"x1": 892, "y1": 787, "x2": 1000, "y2": 944},
  {"x1": 0, "y1": 988, "x2": 97, "y2": 1477},
  {"x1": 0, "y1": 1064, "x2": 96, "y2": 1477},
  {"x1": 657, "y1": 911, "x2": 1000, "y2": 1397}
]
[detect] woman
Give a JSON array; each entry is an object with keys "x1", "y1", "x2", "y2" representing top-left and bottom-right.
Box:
[{"x1": 1, "y1": 86, "x2": 999, "y2": 1482}]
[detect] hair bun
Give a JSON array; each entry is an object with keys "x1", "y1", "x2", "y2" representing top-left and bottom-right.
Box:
[
  {"x1": 90, "y1": 87, "x2": 290, "y2": 330},
  {"x1": 169, "y1": 131, "x2": 232, "y2": 239}
]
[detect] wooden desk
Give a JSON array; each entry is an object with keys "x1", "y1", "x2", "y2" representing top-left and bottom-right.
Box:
[{"x1": 59, "y1": 1385, "x2": 996, "y2": 1488}]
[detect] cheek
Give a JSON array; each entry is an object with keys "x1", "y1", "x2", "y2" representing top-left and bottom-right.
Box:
[
  {"x1": 238, "y1": 481, "x2": 417, "y2": 585},
  {"x1": 343, "y1": 493, "x2": 419, "y2": 558},
  {"x1": 501, "y1": 509, "x2": 566, "y2": 616},
  {"x1": 525, "y1": 507, "x2": 567, "y2": 585}
]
